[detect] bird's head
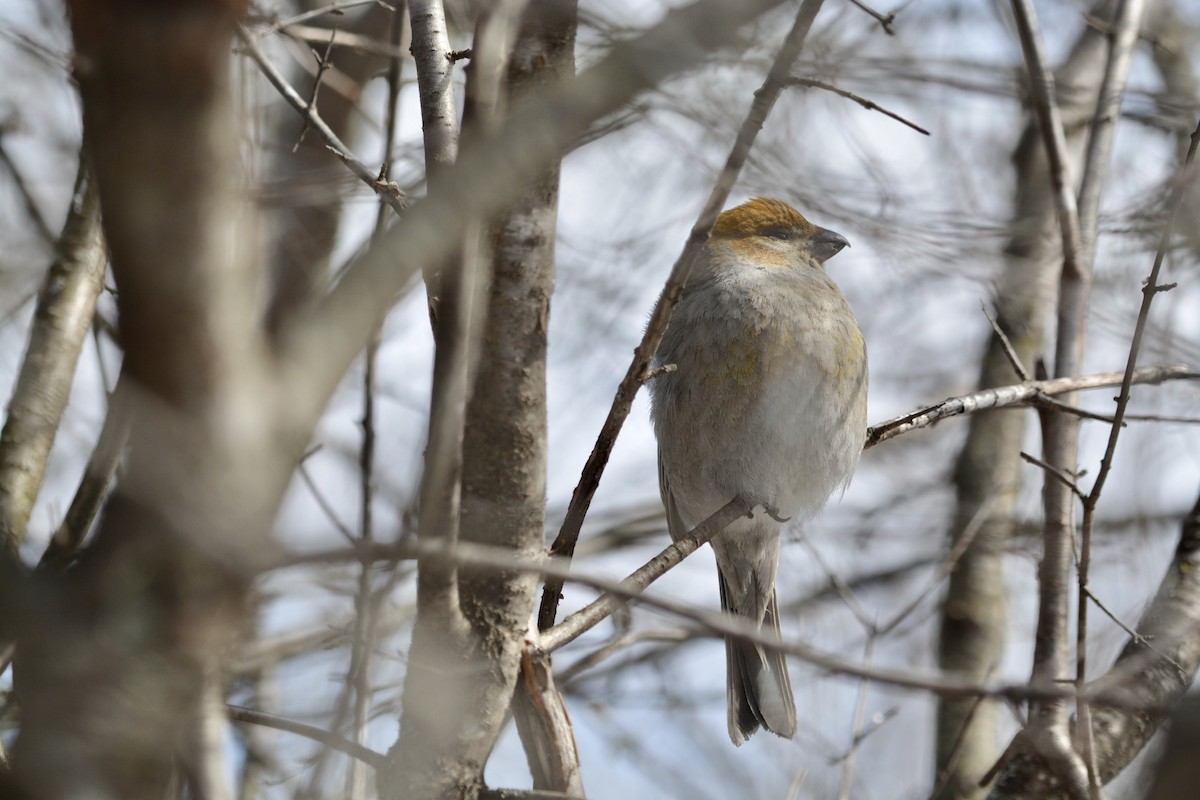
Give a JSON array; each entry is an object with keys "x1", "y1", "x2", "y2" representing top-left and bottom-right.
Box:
[{"x1": 709, "y1": 197, "x2": 849, "y2": 269}]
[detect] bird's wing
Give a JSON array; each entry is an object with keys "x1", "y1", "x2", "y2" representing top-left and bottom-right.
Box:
[{"x1": 658, "y1": 447, "x2": 689, "y2": 542}]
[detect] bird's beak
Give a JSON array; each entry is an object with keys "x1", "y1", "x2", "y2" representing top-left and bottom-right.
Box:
[{"x1": 812, "y1": 227, "x2": 850, "y2": 263}]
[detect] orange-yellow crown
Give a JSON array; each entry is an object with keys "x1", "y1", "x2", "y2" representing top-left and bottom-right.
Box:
[{"x1": 711, "y1": 197, "x2": 819, "y2": 240}]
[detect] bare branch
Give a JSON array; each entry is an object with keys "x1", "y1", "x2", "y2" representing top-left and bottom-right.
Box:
[
  {"x1": 541, "y1": 496, "x2": 753, "y2": 651},
  {"x1": 981, "y1": 300, "x2": 1030, "y2": 381},
  {"x1": 226, "y1": 705, "x2": 387, "y2": 769},
  {"x1": 261, "y1": 531, "x2": 1189, "y2": 714},
  {"x1": 785, "y1": 76, "x2": 929, "y2": 135},
  {"x1": 865, "y1": 365, "x2": 1194, "y2": 448},
  {"x1": 1086, "y1": 119, "x2": 1200, "y2": 507}
]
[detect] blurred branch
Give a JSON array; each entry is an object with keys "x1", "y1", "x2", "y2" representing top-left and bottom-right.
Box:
[
  {"x1": 0, "y1": 161, "x2": 106, "y2": 555},
  {"x1": 236, "y1": 25, "x2": 406, "y2": 215},
  {"x1": 10, "y1": 1, "x2": 272, "y2": 795},
  {"x1": 0, "y1": 131, "x2": 54, "y2": 245},
  {"x1": 537, "y1": 0, "x2": 830, "y2": 632},
  {"x1": 37, "y1": 370, "x2": 132, "y2": 571},
  {"x1": 227, "y1": 705, "x2": 387, "y2": 768},
  {"x1": 265, "y1": 529, "x2": 1191, "y2": 712},
  {"x1": 280, "y1": 24, "x2": 408, "y2": 59}
]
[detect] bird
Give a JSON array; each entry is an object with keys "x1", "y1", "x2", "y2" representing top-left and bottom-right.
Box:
[{"x1": 649, "y1": 197, "x2": 867, "y2": 745}]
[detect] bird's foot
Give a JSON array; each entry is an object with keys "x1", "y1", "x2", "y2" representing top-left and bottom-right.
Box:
[
  {"x1": 738, "y1": 496, "x2": 790, "y2": 523},
  {"x1": 762, "y1": 503, "x2": 791, "y2": 523}
]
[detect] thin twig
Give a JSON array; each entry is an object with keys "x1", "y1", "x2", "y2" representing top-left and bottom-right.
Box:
[
  {"x1": 837, "y1": 636, "x2": 877, "y2": 800},
  {"x1": 555, "y1": 629, "x2": 694, "y2": 683},
  {"x1": 1083, "y1": 586, "x2": 1185, "y2": 675},
  {"x1": 252, "y1": 1, "x2": 383, "y2": 37},
  {"x1": 785, "y1": 77, "x2": 927, "y2": 134},
  {"x1": 0, "y1": 133, "x2": 54, "y2": 245},
  {"x1": 541, "y1": 497, "x2": 753, "y2": 651},
  {"x1": 981, "y1": 300, "x2": 1029, "y2": 380},
  {"x1": 236, "y1": 24, "x2": 406, "y2": 214},
  {"x1": 1066, "y1": 3, "x2": 1148, "y2": 796},
  {"x1": 1020, "y1": 451, "x2": 1086, "y2": 501},
  {"x1": 1030, "y1": 393, "x2": 1122, "y2": 425},
  {"x1": 293, "y1": 25, "x2": 338, "y2": 152},
  {"x1": 298, "y1": 463, "x2": 357, "y2": 542},
  {"x1": 345, "y1": 12, "x2": 405, "y2": 798},
  {"x1": 1085, "y1": 121, "x2": 1200, "y2": 512},
  {"x1": 537, "y1": 0, "x2": 830, "y2": 632},
  {"x1": 798, "y1": 533, "x2": 873, "y2": 630},
  {"x1": 844, "y1": 0, "x2": 896, "y2": 34}
]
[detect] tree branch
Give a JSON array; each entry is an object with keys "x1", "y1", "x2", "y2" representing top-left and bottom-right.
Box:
[
  {"x1": 865, "y1": 365, "x2": 1194, "y2": 449},
  {"x1": 0, "y1": 160, "x2": 106, "y2": 554}
]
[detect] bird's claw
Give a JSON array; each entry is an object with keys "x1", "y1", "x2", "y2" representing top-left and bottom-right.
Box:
[{"x1": 756, "y1": 501, "x2": 790, "y2": 523}]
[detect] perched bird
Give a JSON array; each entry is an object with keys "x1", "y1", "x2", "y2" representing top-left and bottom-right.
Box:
[{"x1": 650, "y1": 197, "x2": 867, "y2": 745}]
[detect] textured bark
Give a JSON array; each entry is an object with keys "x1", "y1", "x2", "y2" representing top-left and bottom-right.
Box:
[
  {"x1": 935, "y1": 57, "x2": 1085, "y2": 800},
  {"x1": 380, "y1": 5, "x2": 576, "y2": 798},
  {"x1": 8, "y1": 3, "x2": 271, "y2": 798},
  {"x1": 0, "y1": 162, "x2": 106, "y2": 555},
  {"x1": 408, "y1": 0, "x2": 460, "y2": 317},
  {"x1": 990, "y1": 493, "x2": 1200, "y2": 797},
  {"x1": 512, "y1": 649, "x2": 582, "y2": 794}
]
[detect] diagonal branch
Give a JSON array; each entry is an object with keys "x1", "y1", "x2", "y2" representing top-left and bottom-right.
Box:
[
  {"x1": 537, "y1": 0, "x2": 830, "y2": 632},
  {"x1": 540, "y1": 497, "x2": 753, "y2": 651}
]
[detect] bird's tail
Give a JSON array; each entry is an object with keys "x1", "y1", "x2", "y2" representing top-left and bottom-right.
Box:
[{"x1": 720, "y1": 573, "x2": 797, "y2": 746}]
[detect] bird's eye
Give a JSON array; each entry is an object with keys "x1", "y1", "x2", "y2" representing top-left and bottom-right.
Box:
[{"x1": 763, "y1": 229, "x2": 794, "y2": 241}]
